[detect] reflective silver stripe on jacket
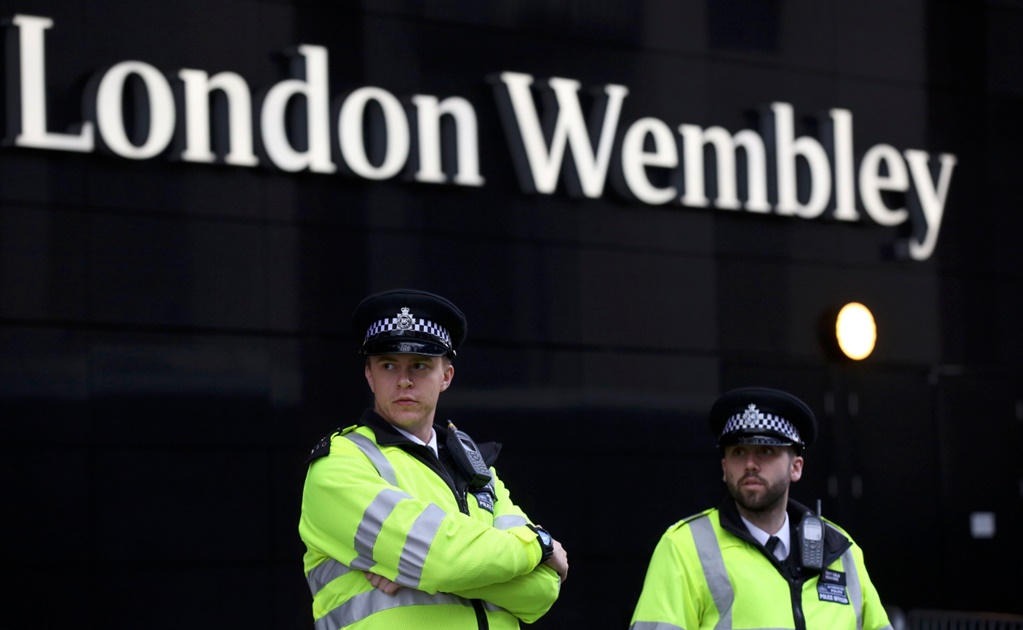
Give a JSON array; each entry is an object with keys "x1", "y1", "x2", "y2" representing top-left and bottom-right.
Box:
[
  {"x1": 314, "y1": 588, "x2": 477, "y2": 630},
  {"x1": 307, "y1": 503, "x2": 447, "y2": 595},
  {"x1": 842, "y1": 547, "x2": 864, "y2": 630},
  {"x1": 395, "y1": 503, "x2": 446, "y2": 588},
  {"x1": 350, "y1": 487, "x2": 411, "y2": 571},
  {"x1": 307, "y1": 558, "x2": 353, "y2": 596},
  {"x1": 690, "y1": 516, "x2": 734, "y2": 630},
  {"x1": 483, "y1": 601, "x2": 507, "y2": 613},
  {"x1": 344, "y1": 433, "x2": 448, "y2": 586},
  {"x1": 345, "y1": 432, "x2": 398, "y2": 486},
  {"x1": 494, "y1": 514, "x2": 527, "y2": 530},
  {"x1": 628, "y1": 622, "x2": 686, "y2": 630}
]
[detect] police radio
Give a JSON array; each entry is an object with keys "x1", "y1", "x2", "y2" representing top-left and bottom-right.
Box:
[
  {"x1": 798, "y1": 499, "x2": 825, "y2": 572},
  {"x1": 446, "y1": 420, "x2": 493, "y2": 489}
]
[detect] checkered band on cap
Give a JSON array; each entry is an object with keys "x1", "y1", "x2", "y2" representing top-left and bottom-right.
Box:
[
  {"x1": 363, "y1": 307, "x2": 452, "y2": 348},
  {"x1": 722, "y1": 403, "x2": 802, "y2": 444}
]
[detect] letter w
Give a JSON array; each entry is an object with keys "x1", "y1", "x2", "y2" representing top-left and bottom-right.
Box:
[{"x1": 492, "y1": 72, "x2": 628, "y2": 198}]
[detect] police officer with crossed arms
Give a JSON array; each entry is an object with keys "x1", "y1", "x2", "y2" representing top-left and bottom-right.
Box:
[
  {"x1": 630, "y1": 387, "x2": 892, "y2": 630},
  {"x1": 299, "y1": 289, "x2": 568, "y2": 630}
]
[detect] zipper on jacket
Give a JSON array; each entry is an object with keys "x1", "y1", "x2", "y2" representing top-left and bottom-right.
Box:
[
  {"x1": 472, "y1": 600, "x2": 488, "y2": 629},
  {"x1": 789, "y1": 576, "x2": 806, "y2": 630},
  {"x1": 403, "y1": 442, "x2": 487, "y2": 629},
  {"x1": 445, "y1": 459, "x2": 487, "y2": 629},
  {"x1": 364, "y1": 418, "x2": 499, "y2": 630}
]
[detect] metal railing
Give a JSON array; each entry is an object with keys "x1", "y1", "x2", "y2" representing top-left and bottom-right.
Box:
[{"x1": 888, "y1": 607, "x2": 1023, "y2": 630}]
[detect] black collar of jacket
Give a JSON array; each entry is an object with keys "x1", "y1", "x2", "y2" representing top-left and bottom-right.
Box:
[
  {"x1": 359, "y1": 408, "x2": 502, "y2": 466},
  {"x1": 718, "y1": 496, "x2": 852, "y2": 572}
]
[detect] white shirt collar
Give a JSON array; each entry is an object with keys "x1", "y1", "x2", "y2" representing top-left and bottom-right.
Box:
[
  {"x1": 393, "y1": 425, "x2": 438, "y2": 457},
  {"x1": 741, "y1": 512, "x2": 791, "y2": 561}
]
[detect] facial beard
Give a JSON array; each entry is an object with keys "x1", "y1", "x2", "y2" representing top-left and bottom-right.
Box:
[{"x1": 726, "y1": 473, "x2": 789, "y2": 514}]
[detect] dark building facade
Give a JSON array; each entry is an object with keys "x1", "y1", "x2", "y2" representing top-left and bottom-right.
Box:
[{"x1": 1, "y1": 1, "x2": 1020, "y2": 627}]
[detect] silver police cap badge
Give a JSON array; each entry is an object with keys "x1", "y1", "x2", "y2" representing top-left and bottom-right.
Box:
[
  {"x1": 396, "y1": 307, "x2": 414, "y2": 330},
  {"x1": 742, "y1": 404, "x2": 765, "y2": 424}
]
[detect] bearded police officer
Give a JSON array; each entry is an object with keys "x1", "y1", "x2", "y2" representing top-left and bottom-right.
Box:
[
  {"x1": 299, "y1": 289, "x2": 568, "y2": 630},
  {"x1": 629, "y1": 386, "x2": 892, "y2": 630}
]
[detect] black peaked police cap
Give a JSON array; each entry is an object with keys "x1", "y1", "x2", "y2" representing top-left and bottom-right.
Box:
[
  {"x1": 352, "y1": 289, "x2": 467, "y2": 358},
  {"x1": 709, "y1": 386, "x2": 817, "y2": 453}
]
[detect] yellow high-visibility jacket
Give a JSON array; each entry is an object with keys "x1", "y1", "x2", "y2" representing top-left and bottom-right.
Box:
[
  {"x1": 299, "y1": 410, "x2": 560, "y2": 629},
  {"x1": 630, "y1": 499, "x2": 892, "y2": 630}
]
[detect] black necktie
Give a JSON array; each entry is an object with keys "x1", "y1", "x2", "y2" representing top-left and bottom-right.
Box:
[{"x1": 765, "y1": 536, "x2": 780, "y2": 555}]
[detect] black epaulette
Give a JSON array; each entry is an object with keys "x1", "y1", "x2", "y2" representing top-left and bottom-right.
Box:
[{"x1": 306, "y1": 425, "x2": 358, "y2": 463}]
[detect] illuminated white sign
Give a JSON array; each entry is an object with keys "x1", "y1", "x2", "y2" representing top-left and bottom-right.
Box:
[{"x1": 4, "y1": 14, "x2": 956, "y2": 261}]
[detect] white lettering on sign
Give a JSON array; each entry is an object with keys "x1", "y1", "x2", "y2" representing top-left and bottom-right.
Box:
[
  {"x1": 8, "y1": 15, "x2": 93, "y2": 152},
  {"x1": 3, "y1": 14, "x2": 957, "y2": 261},
  {"x1": 491, "y1": 72, "x2": 956, "y2": 261},
  {"x1": 177, "y1": 68, "x2": 259, "y2": 166},
  {"x1": 337, "y1": 86, "x2": 409, "y2": 180},
  {"x1": 93, "y1": 61, "x2": 177, "y2": 159},
  {"x1": 491, "y1": 72, "x2": 628, "y2": 198},
  {"x1": 259, "y1": 44, "x2": 335, "y2": 174},
  {"x1": 410, "y1": 94, "x2": 484, "y2": 186}
]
